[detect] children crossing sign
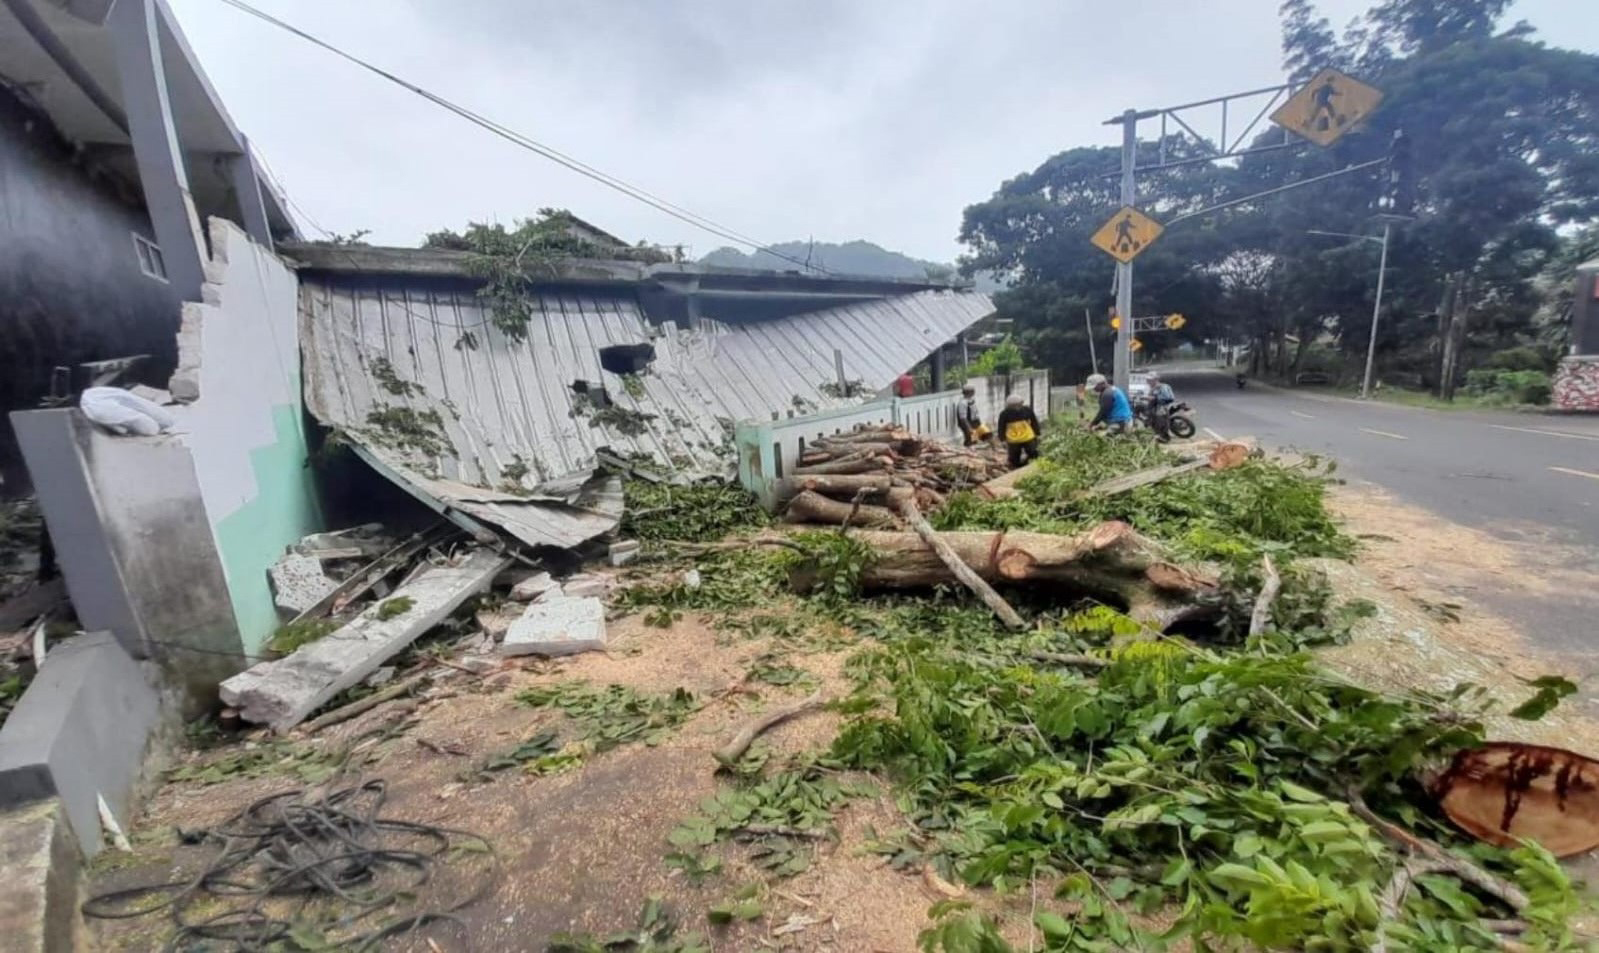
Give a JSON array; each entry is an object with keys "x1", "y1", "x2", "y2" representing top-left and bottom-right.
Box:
[
  {"x1": 1271, "y1": 68, "x2": 1384, "y2": 147},
  {"x1": 1090, "y1": 206, "x2": 1164, "y2": 263}
]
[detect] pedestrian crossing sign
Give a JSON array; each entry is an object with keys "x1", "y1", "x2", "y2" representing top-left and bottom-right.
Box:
[
  {"x1": 1091, "y1": 206, "x2": 1164, "y2": 263},
  {"x1": 1271, "y1": 68, "x2": 1384, "y2": 147}
]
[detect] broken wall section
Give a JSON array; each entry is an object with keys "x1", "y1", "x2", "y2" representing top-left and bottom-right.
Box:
[{"x1": 169, "y1": 218, "x2": 324, "y2": 654}]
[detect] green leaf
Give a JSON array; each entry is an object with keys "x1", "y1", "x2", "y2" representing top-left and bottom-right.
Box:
[
  {"x1": 1209, "y1": 863, "x2": 1271, "y2": 889},
  {"x1": 1508, "y1": 675, "x2": 1578, "y2": 720},
  {"x1": 1278, "y1": 780, "x2": 1322, "y2": 803},
  {"x1": 1035, "y1": 911, "x2": 1072, "y2": 939}
]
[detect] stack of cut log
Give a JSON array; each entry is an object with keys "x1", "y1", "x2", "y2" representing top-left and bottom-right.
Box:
[{"x1": 778, "y1": 424, "x2": 1009, "y2": 528}]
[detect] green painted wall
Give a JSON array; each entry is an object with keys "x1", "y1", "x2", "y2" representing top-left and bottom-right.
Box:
[{"x1": 212, "y1": 404, "x2": 323, "y2": 653}]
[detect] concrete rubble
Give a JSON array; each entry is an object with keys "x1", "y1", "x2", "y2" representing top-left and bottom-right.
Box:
[
  {"x1": 499, "y1": 596, "x2": 607, "y2": 658},
  {"x1": 221, "y1": 549, "x2": 510, "y2": 732},
  {"x1": 509, "y1": 571, "x2": 556, "y2": 602},
  {"x1": 268, "y1": 552, "x2": 338, "y2": 615}
]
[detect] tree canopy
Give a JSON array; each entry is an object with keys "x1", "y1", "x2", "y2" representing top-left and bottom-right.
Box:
[{"x1": 960, "y1": 0, "x2": 1599, "y2": 394}]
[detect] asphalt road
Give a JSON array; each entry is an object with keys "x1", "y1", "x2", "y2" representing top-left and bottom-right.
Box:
[{"x1": 1158, "y1": 367, "x2": 1599, "y2": 653}]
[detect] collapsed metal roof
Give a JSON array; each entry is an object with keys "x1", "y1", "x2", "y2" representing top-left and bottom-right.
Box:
[{"x1": 292, "y1": 246, "x2": 993, "y2": 550}]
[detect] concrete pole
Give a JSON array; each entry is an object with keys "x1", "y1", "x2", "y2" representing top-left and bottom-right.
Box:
[
  {"x1": 1359, "y1": 222, "x2": 1392, "y2": 399},
  {"x1": 109, "y1": 0, "x2": 207, "y2": 301},
  {"x1": 1113, "y1": 109, "x2": 1137, "y2": 392},
  {"x1": 229, "y1": 136, "x2": 274, "y2": 249}
]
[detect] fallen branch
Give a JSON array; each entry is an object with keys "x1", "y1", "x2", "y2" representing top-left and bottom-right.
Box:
[
  {"x1": 734, "y1": 823, "x2": 828, "y2": 840},
  {"x1": 302, "y1": 671, "x2": 431, "y2": 734},
  {"x1": 1248, "y1": 554, "x2": 1281, "y2": 639},
  {"x1": 896, "y1": 497, "x2": 1026, "y2": 631},
  {"x1": 1076, "y1": 457, "x2": 1208, "y2": 499},
  {"x1": 1350, "y1": 795, "x2": 1530, "y2": 913},
  {"x1": 713, "y1": 691, "x2": 828, "y2": 766},
  {"x1": 1373, "y1": 858, "x2": 1449, "y2": 953}
]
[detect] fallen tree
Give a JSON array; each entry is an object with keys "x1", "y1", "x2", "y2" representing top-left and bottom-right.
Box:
[{"x1": 788, "y1": 521, "x2": 1218, "y2": 629}]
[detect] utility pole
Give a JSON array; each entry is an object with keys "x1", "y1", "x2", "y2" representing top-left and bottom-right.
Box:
[
  {"x1": 1083, "y1": 309, "x2": 1099, "y2": 375},
  {"x1": 1113, "y1": 109, "x2": 1137, "y2": 391},
  {"x1": 1360, "y1": 221, "x2": 1392, "y2": 399}
]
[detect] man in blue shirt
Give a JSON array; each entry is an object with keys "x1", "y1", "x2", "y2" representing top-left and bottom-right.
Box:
[{"x1": 1085, "y1": 374, "x2": 1133, "y2": 435}]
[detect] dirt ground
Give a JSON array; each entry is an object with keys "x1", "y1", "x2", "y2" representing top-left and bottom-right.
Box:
[{"x1": 84, "y1": 485, "x2": 1599, "y2": 952}]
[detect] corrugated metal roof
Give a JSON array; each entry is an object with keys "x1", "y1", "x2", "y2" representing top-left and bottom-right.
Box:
[{"x1": 299, "y1": 276, "x2": 992, "y2": 547}]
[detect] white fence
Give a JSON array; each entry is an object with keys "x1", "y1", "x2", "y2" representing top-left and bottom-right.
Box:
[{"x1": 735, "y1": 370, "x2": 1049, "y2": 508}]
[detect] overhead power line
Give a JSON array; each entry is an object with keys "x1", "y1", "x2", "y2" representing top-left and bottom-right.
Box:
[{"x1": 214, "y1": 0, "x2": 830, "y2": 274}]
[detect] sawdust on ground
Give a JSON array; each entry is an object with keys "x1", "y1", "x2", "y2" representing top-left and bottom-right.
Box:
[{"x1": 88, "y1": 488, "x2": 1599, "y2": 950}]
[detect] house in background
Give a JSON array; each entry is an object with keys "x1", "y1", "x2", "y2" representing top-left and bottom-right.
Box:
[{"x1": 0, "y1": 0, "x2": 297, "y2": 488}]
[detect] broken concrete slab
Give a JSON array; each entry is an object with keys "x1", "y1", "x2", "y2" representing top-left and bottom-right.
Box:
[
  {"x1": 557, "y1": 572, "x2": 615, "y2": 600},
  {"x1": 499, "y1": 597, "x2": 607, "y2": 658},
  {"x1": 269, "y1": 551, "x2": 338, "y2": 615},
  {"x1": 0, "y1": 799, "x2": 79, "y2": 953},
  {"x1": 221, "y1": 550, "x2": 510, "y2": 732},
  {"x1": 0, "y1": 632, "x2": 160, "y2": 858},
  {"x1": 509, "y1": 571, "x2": 556, "y2": 602},
  {"x1": 608, "y1": 540, "x2": 641, "y2": 567}
]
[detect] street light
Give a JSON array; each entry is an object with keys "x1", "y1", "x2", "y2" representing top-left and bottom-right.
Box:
[{"x1": 1306, "y1": 224, "x2": 1395, "y2": 400}]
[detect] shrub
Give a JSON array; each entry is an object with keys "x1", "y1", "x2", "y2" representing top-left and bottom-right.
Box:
[
  {"x1": 1463, "y1": 368, "x2": 1552, "y2": 405},
  {"x1": 1480, "y1": 345, "x2": 1553, "y2": 373}
]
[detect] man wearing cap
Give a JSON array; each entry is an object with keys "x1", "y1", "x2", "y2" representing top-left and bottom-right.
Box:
[
  {"x1": 996, "y1": 394, "x2": 1042, "y2": 468},
  {"x1": 1085, "y1": 373, "x2": 1133, "y2": 435}
]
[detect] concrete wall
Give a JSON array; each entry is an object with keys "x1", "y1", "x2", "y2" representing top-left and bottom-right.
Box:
[
  {"x1": 168, "y1": 218, "x2": 323, "y2": 654},
  {"x1": 0, "y1": 85, "x2": 182, "y2": 490},
  {"x1": 10, "y1": 410, "x2": 243, "y2": 694}
]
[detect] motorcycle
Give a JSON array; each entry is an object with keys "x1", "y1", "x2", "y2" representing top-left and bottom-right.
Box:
[
  {"x1": 1236, "y1": 373, "x2": 1248, "y2": 390},
  {"x1": 1132, "y1": 398, "x2": 1197, "y2": 440}
]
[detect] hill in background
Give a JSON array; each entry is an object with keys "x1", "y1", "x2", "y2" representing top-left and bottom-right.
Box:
[{"x1": 700, "y1": 240, "x2": 1004, "y2": 293}]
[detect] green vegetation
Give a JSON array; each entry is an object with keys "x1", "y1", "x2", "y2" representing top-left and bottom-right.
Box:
[
  {"x1": 620, "y1": 480, "x2": 767, "y2": 543},
  {"x1": 267, "y1": 619, "x2": 338, "y2": 655},
  {"x1": 374, "y1": 596, "x2": 415, "y2": 621},
  {"x1": 364, "y1": 405, "x2": 451, "y2": 459},
  {"x1": 516, "y1": 681, "x2": 701, "y2": 754},
  {"x1": 368, "y1": 356, "x2": 424, "y2": 398},
  {"x1": 167, "y1": 740, "x2": 341, "y2": 786},
  {"x1": 425, "y1": 210, "x2": 671, "y2": 339}
]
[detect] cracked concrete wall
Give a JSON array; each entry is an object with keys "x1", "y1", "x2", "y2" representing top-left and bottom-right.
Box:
[{"x1": 167, "y1": 218, "x2": 324, "y2": 654}]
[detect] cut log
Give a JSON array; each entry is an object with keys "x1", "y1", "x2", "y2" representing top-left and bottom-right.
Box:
[
  {"x1": 783, "y1": 490, "x2": 899, "y2": 528},
  {"x1": 792, "y1": 451, "x2": 888, "y2": 476},
  {"x1": 1207, "y1": 439, "x2": 1255, "y2": 471},
  {"x1": 821, "y1": 427, "x2": 911, "y2": 444},
  {"x1": 896, "y1": 497, "x2": 1026, "y2": 630},
  {"x1": 789, "y1": 521, "x2": 1218, "y2": 629}
]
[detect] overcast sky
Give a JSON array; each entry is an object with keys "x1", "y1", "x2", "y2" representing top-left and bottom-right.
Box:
[{"x1": 169, "y1": 0, "x2": 1599, "y2": 263}]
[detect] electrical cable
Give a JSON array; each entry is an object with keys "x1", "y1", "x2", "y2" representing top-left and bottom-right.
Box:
[
  {"x1": 82, "y1": 779, "x2": 499, "y2": 952},
  {"x1": 212, "y1": 0, "x2": 831, "y2": 275}
]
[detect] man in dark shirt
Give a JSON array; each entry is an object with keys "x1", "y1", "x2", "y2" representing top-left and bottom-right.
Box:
[{"x1": 996, "y1": 394, "x2": 1042, "y2": 468}]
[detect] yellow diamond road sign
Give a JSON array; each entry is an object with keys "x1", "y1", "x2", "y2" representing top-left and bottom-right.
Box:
[
  {"x1": 1271, "y1": 68, "x2": 1384, "y2": 147},
  {"x1": 1091, "y1": 206, "x2": 1164, "y2": 264},
  {"x1": 1129, "y1": 338, "x2": 1144, "y2": 352},
  {"x1": 1165, "y1": 313, "x2": 1187, "y2": 330}
]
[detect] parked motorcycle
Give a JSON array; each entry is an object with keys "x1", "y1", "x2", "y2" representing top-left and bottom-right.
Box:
[{"x1": 1132, "y1": 398, "x2": 1197, "y2": 440}]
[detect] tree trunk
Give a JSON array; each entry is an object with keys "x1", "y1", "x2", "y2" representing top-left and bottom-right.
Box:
[
  {"x1": 783, "y1": 490, "x2": 899, "y2": 528},
  {"x1": 788, "y1": 522, "x2": 1218, "y2": 630},
  {"x1": 793, "y1": 451, "x2": 889, "y2": 476},
  {"x1": 895, "y1": 497, "x2": 1026, "y2": 630}
]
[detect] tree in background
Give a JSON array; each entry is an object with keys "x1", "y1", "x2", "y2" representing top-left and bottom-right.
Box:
[{"x1": 961, "y1": 0, "x2": 1599, "y2": 401}]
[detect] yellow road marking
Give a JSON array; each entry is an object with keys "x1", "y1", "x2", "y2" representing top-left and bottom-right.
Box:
[
  {"x1": 1549, "y1": 466, "x2": 1599, "y2": 482},
  {"x1": 1359, "y1": 427, "x2": 1407, "y2": 440},
  {"x1": 1289, "y1": 410, "x2": 1316, "y2": 419},
  {"x1": 1490, "y1": 424, "x2": 1599, "y2": 442}
]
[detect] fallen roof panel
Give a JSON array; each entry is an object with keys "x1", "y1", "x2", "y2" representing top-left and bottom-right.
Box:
[{"x1": 299, "y1": 275, "x2": 992, "y2": 547}]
